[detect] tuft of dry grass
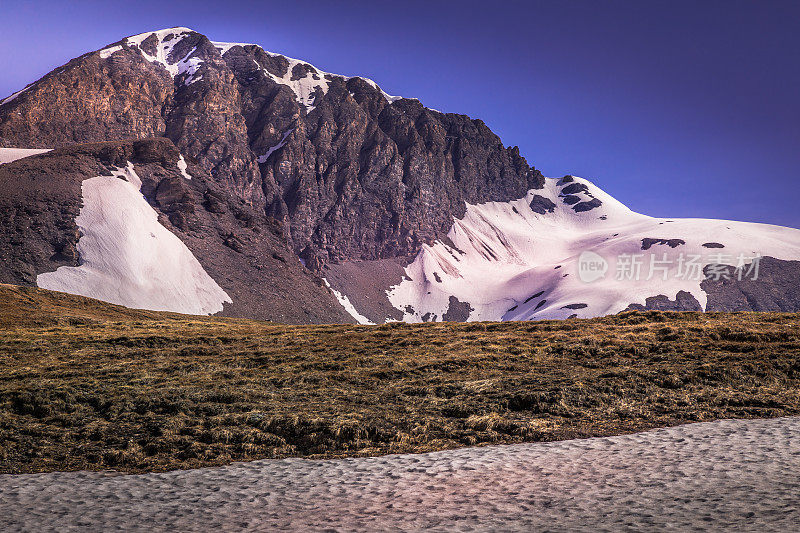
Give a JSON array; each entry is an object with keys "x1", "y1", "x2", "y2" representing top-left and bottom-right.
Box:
[{"x1": 1, "y1": 284, "x2": 799, "y2": 473}]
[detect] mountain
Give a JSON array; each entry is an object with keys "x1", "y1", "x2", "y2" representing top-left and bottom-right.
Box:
[{"x1": 1, "y1": 26, "x2": 799, "y2": 323}]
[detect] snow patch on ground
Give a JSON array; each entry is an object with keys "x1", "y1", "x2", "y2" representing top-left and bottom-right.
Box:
[
  {"x1": 3, "y1": 417, "x2": 799, "y2": 531},
  {"x1": 323, "y1": 278, "x2": 374, "y2": 325},
  {"x1": 0, "y1": 148, "x2": 52, "y2": 165},
  {"x1": 388, "y1": 176, "x2": 800, "y2": 322},
  {"x1": 37, "y1": 163, "x2": 231, "y2": 315}
]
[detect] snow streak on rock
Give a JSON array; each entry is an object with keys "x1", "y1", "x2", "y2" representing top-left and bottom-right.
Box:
[
  {"x1": 37, "y1": 163, "x2": 231, "y2": 315},
  {"x1": 0, "y1": 85, "x2": 33, "y2": 106},
  {"x1": 257, "y1": 129, "x2": 293, "y2": 163},
  {"x1": 324, "y1": 279, "x2": 374, "y2": 325}
]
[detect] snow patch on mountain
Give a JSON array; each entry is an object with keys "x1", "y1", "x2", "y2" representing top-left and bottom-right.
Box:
[
  {"x1": 36, "y1": 163, "x2": 231, "y2": 315},
  {"x1": 387, "y1": 176, "x2": 800, "y2": 322},
  {"x1": 177, "y1": 154, "x2": 192, "y2": 179},
  {"x1": 323, "y1": 279, "x2": 374, "y2": 325},
  {"x1": 98, "y1": 45, "x2": 122, "y2": 59},
  {"x1": 0, "y1": 148, "x2": 52, "y2": 165}
]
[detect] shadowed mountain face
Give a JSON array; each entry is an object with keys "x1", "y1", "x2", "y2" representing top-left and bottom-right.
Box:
[
  {"x1": 0, "y1": 27, "x2": 543, "y2": 266},
  {"x1": 1, "y1": 27, "x2": 799, "y2": 323}
]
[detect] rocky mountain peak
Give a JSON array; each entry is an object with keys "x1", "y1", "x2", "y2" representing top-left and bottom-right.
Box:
[{"x1": 0, "y1": 26, "x2": 544, "y2": 263}]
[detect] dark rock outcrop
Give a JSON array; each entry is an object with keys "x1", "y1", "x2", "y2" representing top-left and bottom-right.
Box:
[
  {"x1": 442, "y1": 296, "x2": 474, "y2": 322},
  {"x1": 641, "y1": 238, "x2": 686, "y2": 250},
  {"x1": 573, "y1": 198, "x2": 602, "y2": 212},
  {"x1": 702, "y1": 257, "x2": 800, "y2": 312},
  {"x1": 624, "y1": 257, "x2": 800, "y2": 313},
  {"x1": 561, "y1": 183, "x2": 589, "y2": 195},
  {"x1": 530, "y1": 195, "x2": 556, "y2": 214},
  {"x1": 626, "y1": 291, "x2": 703, "y2": 312}
]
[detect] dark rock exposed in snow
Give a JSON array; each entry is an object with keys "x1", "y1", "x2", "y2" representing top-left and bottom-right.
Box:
[
  {"x1": 524, "y1": 291, "x2": 545, "y2": 304},
  {"x1": 641, "y1": 238, "x2": 686, "y2": 250},
  {"x1": 573, "y1": 198, "x2": 602, "y2": 212},
  {"x1": 442, "y1": 296, "x2": 474, "y2": 322},
  {"x1": 560, "y1": 183, "x2": 589, "y2": 195},
  {"x1": 624, "y1": 257, "x2": 800, "y2": 313},
  {"x1": 529, "y1": 195, "x2": 556, "y2": 214},
  {"x1": 702, "y1": 257, "x2": 800, "y2": 312},
  {"x1": 626, "y1": 291, "x2": 703, "y2": 312}
]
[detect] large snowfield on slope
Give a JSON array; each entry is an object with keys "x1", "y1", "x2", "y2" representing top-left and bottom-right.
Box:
[
  {"x1": 387, "y1": 176, "x2": 800, "y2": 322},
  {"x1": 36, "y1": 164, "x2": 231, "y2": 315}
]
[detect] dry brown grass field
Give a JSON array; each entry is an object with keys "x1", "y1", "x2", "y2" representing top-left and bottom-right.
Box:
[{"x1": 1, "y1": 283, "x2": 799, "y2": 474}]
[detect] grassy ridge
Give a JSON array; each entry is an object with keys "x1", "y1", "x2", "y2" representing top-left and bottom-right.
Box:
[{"x1": 1, "y1": 284, "x2": 799, "y2": 473}]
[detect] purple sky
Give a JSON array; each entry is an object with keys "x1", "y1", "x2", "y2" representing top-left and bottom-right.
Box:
[{"x1": 2, "y1": 0, "x2": 798, "y2": 228}]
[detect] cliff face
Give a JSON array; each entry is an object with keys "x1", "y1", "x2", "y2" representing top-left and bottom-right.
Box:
[{"x1": 0, "y1": 27, "x2": 543, "y2": 265}]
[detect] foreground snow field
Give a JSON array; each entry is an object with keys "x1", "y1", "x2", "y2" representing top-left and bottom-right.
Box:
[{"x1": 2, "y1": 417, "x2": 798, "y2": 532}]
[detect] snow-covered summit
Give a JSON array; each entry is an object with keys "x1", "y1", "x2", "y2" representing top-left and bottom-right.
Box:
[{"x1": 95, "y1": 27, "x2": 401, "y2": 111}]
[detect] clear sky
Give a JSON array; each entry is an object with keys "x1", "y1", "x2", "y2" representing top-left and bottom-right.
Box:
[{"x1": 1, "y1": 0, "x2": 798, "y2": 228}]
